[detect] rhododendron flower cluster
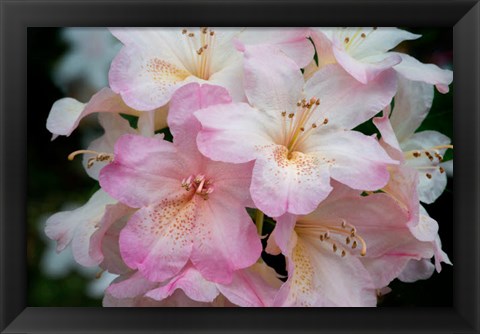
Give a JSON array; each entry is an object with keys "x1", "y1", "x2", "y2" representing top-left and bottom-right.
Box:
[{"x1": 45, "y1": 27, "x2": 453, "y2": 307}]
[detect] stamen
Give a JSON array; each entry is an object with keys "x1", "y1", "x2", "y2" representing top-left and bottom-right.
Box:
[
  {"x1": 68, "y1": 149, "x2": 113, "y2": 168},
  {"x1": 181, "y1": 173, "x2": 214, "y2": 200},
  {"x1": 439, "y1": 167, "x2": 445, "y2": 174},
  {"x1": 308, "y1": 219, "x2": 367, "y2": 257}
]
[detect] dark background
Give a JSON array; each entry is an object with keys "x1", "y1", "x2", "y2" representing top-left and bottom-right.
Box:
[{"x1": 27, "y1": 27, "x2": 453, "y2": 307}]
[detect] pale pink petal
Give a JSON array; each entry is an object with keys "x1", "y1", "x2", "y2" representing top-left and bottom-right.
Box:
[
  {"x1": 240, "y1": 28, "x2": 314, "y2": 68},
  {"x1": 360, "y1": 236, "x2": 434, "y2": 288},
  {"x1": 433, "y1": 235, "x2": 452, "y2": 272},
  {"x1": 146, "y1": 264, "x2": 219, "y2": 303},
  {"x1": 398, "y1": 259, "x2": 435, "y2": 282},
  {"x1": 335, "y1": 28, "x2": 419, "y2": 59},
  {"x1": 119, "y1": 193, "x2": 195, "y2": 282},
  {"x1": 383, "y1": 165, "x2": 418, "y2": 214},
  {"x1": 45, "y1": 189, "x2": 116, "y2": 257},
  {"x1": 83, "y1": 113, "x2": 136, "y2": 180},
  {"x1": 332, "y1": 48, "x2": 401, "y2": 84},
  {"x1": 168, "y1": 82, "x2": 232, "y2": 149},
  {"x1": 269, "y1": 213, "x2": 298, "y2": 254},
  {"x1": 208, "y1": 59, "x2": 246, "y2": 102},
  {"x1": 217, "y1": 262, "x2": 282, "y2": 307},
  {"x1": 190, "y1": 195, "x2": 261, "y2": 284},
  {"x1": 389, "y1": 76, "x2": 434, "y2": 142},
  {"x1": 99, "y1": 134, "x2": 182, "y2": 208},
  {"x1": 195, "y1": 103, "x2": 278, "y2": 163},
  {"x1": 104, "y1": 289, "x2": 223, "y2": 307},
  {"x1": 372, "y1": 109, "x2": 403, "y2": 158},
  {"x1": 205, "y1": 159, "x2": 254, "y2": 207},
  {"x1": 106, "y1": 270, "x2": 159, "y2": 299},
  {"x1": 89, "y1": 202, "x2": 134, "y2": 273},
  {"x1": 410, "y1": 206, "x2": 439, "y2": 242},
  {"x1": 392, "y1": 52, "x2": 453, "y2": 93},
  {"x1": 46, "y1": 88, "x2": 140, "y2": 139},
  {"x1": 46, "y1": 98, "x2": 85, "y2": 139},
  {"x1": 309, "y1": 28, "x2": 337, "y2": 68},
  {"x1": 109, "y1": 45, "x2": 191, "y2": 111},
  {"x1": 304, "y1": 64, "x2": 397, "y2": 130},
  {"x1": 304, "y1": 130, "x2": 397, "y2": 191},
  {"x1": 251, "y1": 145, "x2": 332, "y2": 217},
  {"x1": 242, "y1": 44, "x2": 304, "y2": 116}
]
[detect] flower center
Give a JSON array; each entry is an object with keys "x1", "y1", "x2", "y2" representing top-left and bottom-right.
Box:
[
  {"x1": 280, "y1": 97, "x2": 328, "y2": 158},
  {"x1": 340, "y1": 27, "x2": 377, "y2": 53},
  {"x1": 181, "y1": 174, "x2": 214, "y2": 200},
  {"x1": 181, "y1": 27, "x2": 216, "y2": 80},
  {"x1": 296, "y1": 219, "x2": 367, "y2": 257}
]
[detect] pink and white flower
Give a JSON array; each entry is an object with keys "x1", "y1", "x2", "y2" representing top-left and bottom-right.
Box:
[
  {"x1": 267, "y1": 182, "x2": 439, "y2": 306},
  {"x1": 195, "y1": 43, "x2": 398, "y2": 217},
  {"x1": 309, "y1": 27, "x2": 453, "y2": 92},
  {"x1": 99, "y1": 83, "x2": 261, "y2": 284}
]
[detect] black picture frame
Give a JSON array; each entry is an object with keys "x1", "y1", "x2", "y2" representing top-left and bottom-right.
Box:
[{"x1": 1, "y1": 0, "x2": 479, "y2": 333}]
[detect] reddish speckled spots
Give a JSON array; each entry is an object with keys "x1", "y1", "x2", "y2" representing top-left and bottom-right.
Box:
[
  {"x1": 144, "y1": 193, "x2": 196, "y2": 250},
  {"x1": 289, "y1": 241, "x2": 315, "y2": 306}
]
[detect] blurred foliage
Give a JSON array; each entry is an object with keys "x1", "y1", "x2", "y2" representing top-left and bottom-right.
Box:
[{"x1": 27, "y1": 27, "x2": 453, "y2": 307}]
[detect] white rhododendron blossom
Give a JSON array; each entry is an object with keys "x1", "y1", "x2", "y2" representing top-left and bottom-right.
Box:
[{"x1": 44, "y1": 27, "x2": 453, "y2": 307}]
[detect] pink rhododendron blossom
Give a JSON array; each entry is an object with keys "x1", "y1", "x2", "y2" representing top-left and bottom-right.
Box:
[
  {"x1": 99, "y1": 83, "x2": 261, "y2": 284},
  {"x1": 309, "y1": 27, "x2": 453, "y2": 92},
  {"x1": 109, "y1": 27, "x2": 313, "y2": 111},
  {"x1": 267, "y1": 182, "x2": 440, "y2": 306},
  {"x1": 195, "y1": 44, "x2": 397, "y2": 217}
]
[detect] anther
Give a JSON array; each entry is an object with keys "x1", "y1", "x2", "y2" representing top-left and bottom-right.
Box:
[
  {"x1": 288, "y1": 113, "x2": 295, "y2": 119},
  {"x1": 413, "y1": 152, "x2": 421, "y2": 158},
  {"x1": 281, "y1": 111, "x2": 287, "y2": 117},
  {"x1": 352, "y1": 240, "x2": 357, "y2": 249},
  {"x1": 323, "y1": 118, "x2": 329, "y2": 125},
  {"x1": 319, "y1": 234, "x2": 324, "y2": 241},
  {"x1": 182, "y1": 29, "x2": 187, "y2": 34},
  {"x1": 333, "y1": 244, "x2": 337, "y2": 252},
  {"x1": 346, "y1": 236, "x2": 351, "y2": 244},
  {"x1": 439, "y1": 167, "x2": 445, "y2": 174},
  {"x1": 210, "y1": 31, "x2": 215, "y2": 36},
  {"x1": 361, "y1": 33, "x2": 366, "y2": 38},
  {"x1": 188, "y1": 32, "x2": 194, "y2": 37},
  {"x1": 312, "y1": 123, "x2": 317, "y2": 128},
  {"x1": 426, "y1": 173, "x2": 432, "y2": 179},
  {"x1": 344, "y1": 37, "x2": 350, "y2": 43},
  {"x1": 300, "y1": 127, "x2": 305, "y2": 132},
  {"x1": 341, "y1": 250, "x2": 346, "y2": 257}
]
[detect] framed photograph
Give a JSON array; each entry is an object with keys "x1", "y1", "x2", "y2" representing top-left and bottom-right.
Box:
[{"x1": 1, "y1": 0, "x2": 479, "y2": 333}]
